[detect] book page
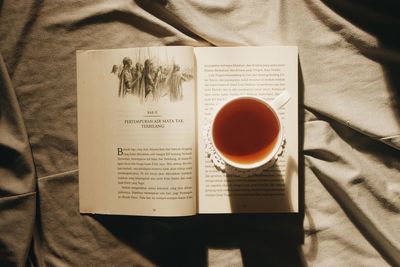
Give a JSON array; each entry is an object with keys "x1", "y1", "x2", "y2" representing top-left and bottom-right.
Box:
[
  {"x1": 77, "y1": 46, "x2": 196, "y2": 216},
  {"x1": 195, "y1": 46, "x2": 298, "y2": 213}
]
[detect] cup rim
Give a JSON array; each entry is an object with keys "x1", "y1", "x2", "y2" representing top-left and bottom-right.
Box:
[{"x1": 210, "y1": 95, "x2": 284, "y2": 169}]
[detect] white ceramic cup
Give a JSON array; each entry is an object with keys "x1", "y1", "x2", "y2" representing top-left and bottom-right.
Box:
[{"x1": 210, "y1": 91, "x2": 291, "y2": 169}]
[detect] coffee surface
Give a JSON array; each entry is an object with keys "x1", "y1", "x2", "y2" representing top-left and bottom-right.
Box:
[{"x1": 212, "y1": 98, "x2": 279, "y2": 164}]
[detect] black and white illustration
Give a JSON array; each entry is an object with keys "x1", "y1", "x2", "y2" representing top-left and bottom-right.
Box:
[{"x1": 111, "y1": 47, "x2": 193, "y2": 103}]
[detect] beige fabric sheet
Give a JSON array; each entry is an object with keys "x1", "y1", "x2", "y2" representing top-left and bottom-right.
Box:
[{"x1": 0, "y1": 0, "x2": 399, "y2": 266}]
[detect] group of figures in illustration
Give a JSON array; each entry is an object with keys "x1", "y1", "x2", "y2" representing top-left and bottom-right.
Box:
[{"x1": 111, "y1": 57, "x2": 192, "y2": 103}]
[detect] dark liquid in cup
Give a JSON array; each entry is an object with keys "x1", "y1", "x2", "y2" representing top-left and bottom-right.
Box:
[{"x1": 212, "y1": 98, "x2": 280, "y2": 165}]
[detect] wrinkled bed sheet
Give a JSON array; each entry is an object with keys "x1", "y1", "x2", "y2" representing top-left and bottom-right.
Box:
[{"x1": 1, "y1": 0, "x2": 399, "y2": 266}]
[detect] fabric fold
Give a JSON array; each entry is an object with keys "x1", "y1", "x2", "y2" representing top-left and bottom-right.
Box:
[{"x1": 0, "y1": 54, "x2": 37, "y2": 267}]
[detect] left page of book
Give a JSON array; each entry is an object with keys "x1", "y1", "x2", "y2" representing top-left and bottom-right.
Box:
[{"x1": 77, "y1": 46, "x2": 197, "y2": 216}]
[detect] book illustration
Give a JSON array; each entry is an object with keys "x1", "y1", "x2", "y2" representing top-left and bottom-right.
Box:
[{"x1": 111, "y1": 48, "x2": 193, "y2": 103}]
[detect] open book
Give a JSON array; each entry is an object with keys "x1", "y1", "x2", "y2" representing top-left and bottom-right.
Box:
[{"x1": 77, "y1": 46, "x2": 298, "y2": 216}]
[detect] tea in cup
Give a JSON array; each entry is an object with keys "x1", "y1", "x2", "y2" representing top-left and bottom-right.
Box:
[{"x1": 210, "y1": 91, "x2": 290, "y2": 169}]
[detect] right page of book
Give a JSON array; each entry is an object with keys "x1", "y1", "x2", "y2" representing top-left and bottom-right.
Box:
[{"x1": 195, "y1": 46, "x2": 298, "y2": 213}]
